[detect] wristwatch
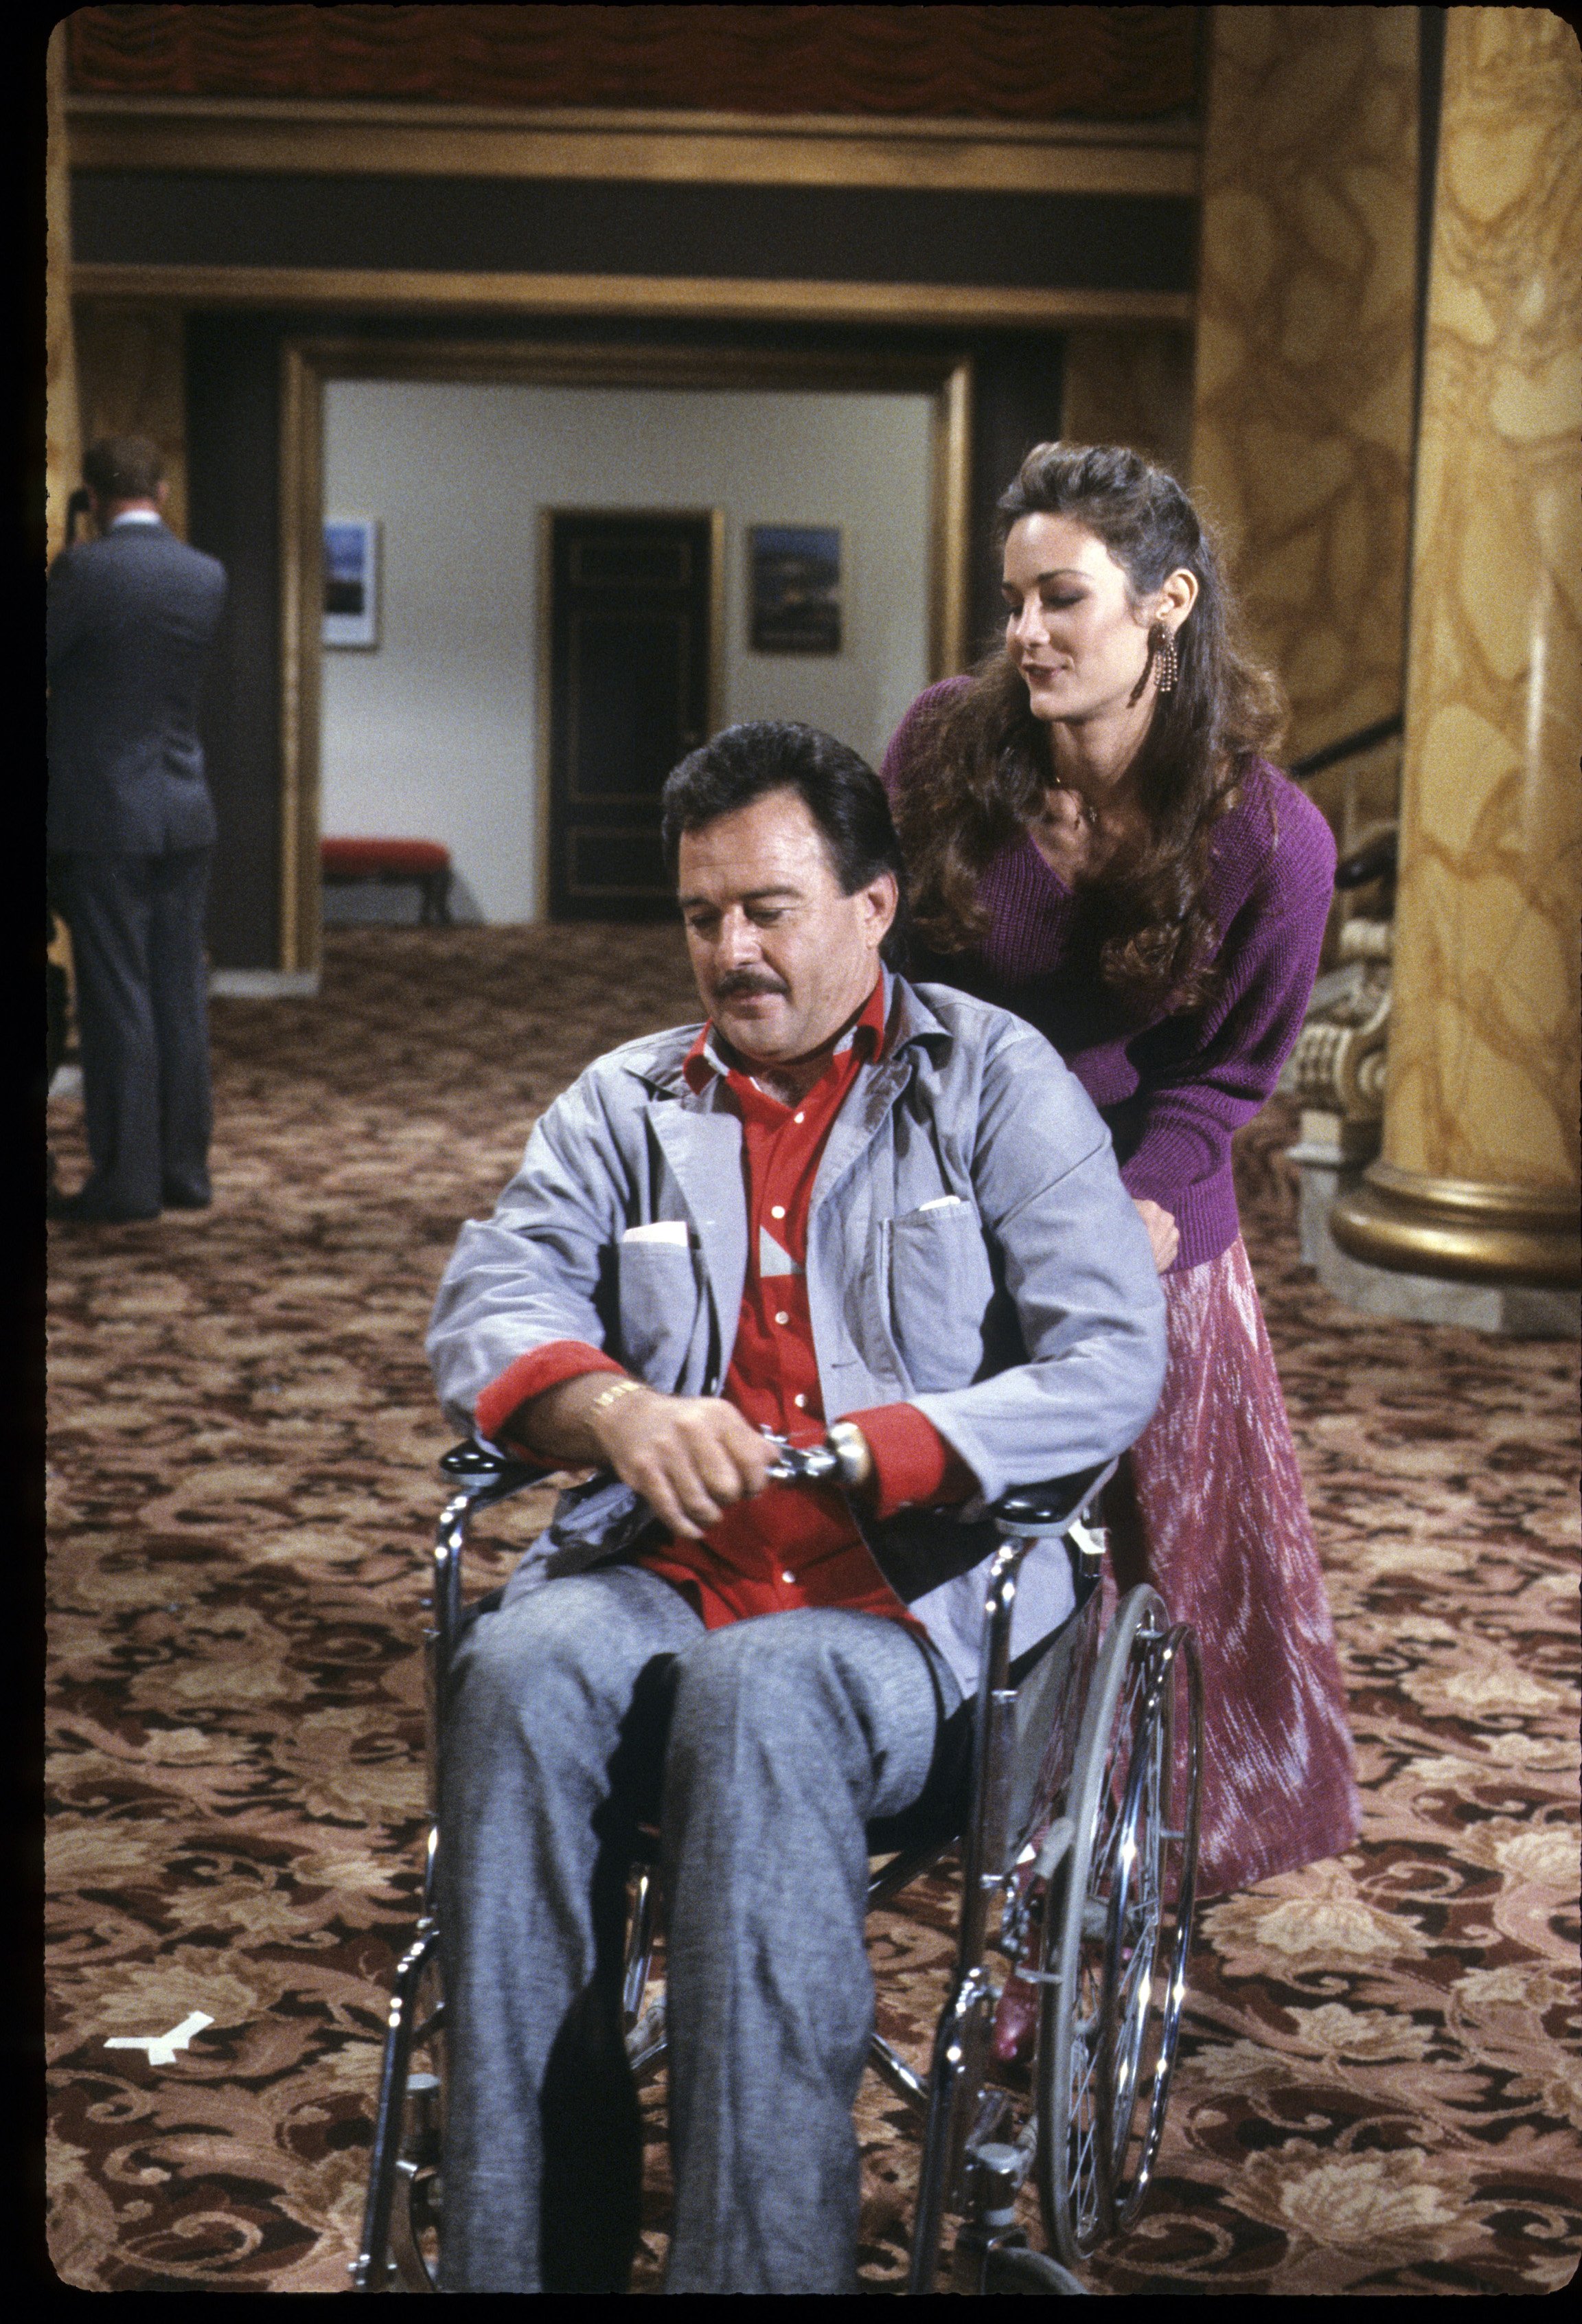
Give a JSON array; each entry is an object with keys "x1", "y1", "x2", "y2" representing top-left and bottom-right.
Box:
[{"x1": 826, "y1": 1421, "x2": 874, "y2": 1491}]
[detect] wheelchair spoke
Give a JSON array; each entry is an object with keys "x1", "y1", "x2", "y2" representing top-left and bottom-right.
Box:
[
  {"x1": 1035, "y1": 1588, "x2": 1201, "y2": 2270},
  {"x1": 1104, "y1": 1626, "x2": 1204, "y2": 2236}
]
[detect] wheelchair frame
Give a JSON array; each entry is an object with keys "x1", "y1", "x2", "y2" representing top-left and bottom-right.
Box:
[{"x1": 354, "y1": 1442, "x2": 1202, "y2": 2295}]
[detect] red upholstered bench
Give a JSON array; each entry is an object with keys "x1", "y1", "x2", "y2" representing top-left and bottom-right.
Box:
[{"x1": 321, "y1": 838, "x2": 452, "y2": 925}]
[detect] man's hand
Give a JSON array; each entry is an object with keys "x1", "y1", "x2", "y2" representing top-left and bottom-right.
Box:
[
  {"x1": 595, "y1": 1387, "x2": 779, "y2": 1539},
  {"x1": 510, "y1": 1374, "x2": 777, "y2": 1540},
  {"x1": 1133, "y1": 1197, "x2": 1179, "y2": 1274}
]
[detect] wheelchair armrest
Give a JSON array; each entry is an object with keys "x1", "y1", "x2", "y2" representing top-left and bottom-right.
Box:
[
  {"x1": 987, "y1": 1457, "x2": 1114, "y2": 1538},
  {"x1": 431, "y1": 1444, "x2": 563, "y2": 1672},
  {"x1": 439, "y1": 1439, "x2": 560, "y2": 1510},
  {"x1": 442, "y1": 1442, "x2": 1117, "y2": 1536}
]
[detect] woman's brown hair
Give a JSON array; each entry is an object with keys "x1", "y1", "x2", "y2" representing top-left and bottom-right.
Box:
[{"x1": 893, "y1": 442, "x2": 1286, "y2": 1013}]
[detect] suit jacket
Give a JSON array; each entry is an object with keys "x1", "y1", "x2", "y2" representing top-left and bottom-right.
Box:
[
  {"x1": 428, "y1": 972, "x2": 1167, "y2": 1694},
  {"x1": 47, "y1": 520, "x2": 228, "y2": 854}
]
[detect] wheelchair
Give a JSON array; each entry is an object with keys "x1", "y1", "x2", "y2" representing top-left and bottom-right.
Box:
[{"x1": 353, "y1": 1435, "x2": 1203, "y2": 2295}]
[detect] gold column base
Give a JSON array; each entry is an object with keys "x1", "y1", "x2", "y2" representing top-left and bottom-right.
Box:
[{"x1": 1329, "y1": 1160, "x2": 1581, "y2": 1289}]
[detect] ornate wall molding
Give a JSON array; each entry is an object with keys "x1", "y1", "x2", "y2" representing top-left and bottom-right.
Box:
[
  {"x1": 73, "y1": 264, "x2": 1192, "y2": 331},
  {"x1": 66, "y1": 5, "x2": 1200, "y2": 122},
  {"x1": 65, "y1": 94, "x2": 1199, "y2": 198},
  {"x1": 1289, "y1": 922, "x2": 1392, "y2": 1133}
]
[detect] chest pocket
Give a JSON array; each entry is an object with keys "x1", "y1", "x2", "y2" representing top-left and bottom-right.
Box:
[
  {"x1": 886, "y1": 1196, "x2": 997, "y2": 1391},
  {"x1": 616, "y1": 1235, "x2": 703, "y2": 1388}
]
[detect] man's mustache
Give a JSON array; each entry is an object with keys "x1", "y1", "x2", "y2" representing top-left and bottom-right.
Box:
[{"x1": 712, "y1": 970, "x2": 790, "y2": 1001}]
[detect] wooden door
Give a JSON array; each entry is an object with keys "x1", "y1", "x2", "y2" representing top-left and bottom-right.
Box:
[{"x1": 545, "y1": 510, "x2": 717, "y2": 920}]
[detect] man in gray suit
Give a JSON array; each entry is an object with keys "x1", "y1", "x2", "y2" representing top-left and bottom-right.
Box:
[{"x1": 47, "y1": 437, "x2": 227, "y2": 1221}]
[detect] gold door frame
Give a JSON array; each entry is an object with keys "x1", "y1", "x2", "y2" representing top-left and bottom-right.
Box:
[{"x1": 279, "y1": 338, "x2": 972, "y2": 973}]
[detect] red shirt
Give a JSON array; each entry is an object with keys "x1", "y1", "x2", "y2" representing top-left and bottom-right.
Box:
[{"x1": 476, "y1": 975, "x2": 974, "y2": 1631}]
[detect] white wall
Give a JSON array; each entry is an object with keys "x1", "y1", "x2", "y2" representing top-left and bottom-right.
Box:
[{"x1": 321, "y1": 379, "x2": 935, "y2": 923}]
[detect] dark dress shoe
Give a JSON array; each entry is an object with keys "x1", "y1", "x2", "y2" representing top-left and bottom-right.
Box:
[
  {"x1": 47, "y1": 1189, "x2": 159, "y2": 1223},
  {"x1": 161, "y1": 1188, "x2": 212, "y2": 1210}
]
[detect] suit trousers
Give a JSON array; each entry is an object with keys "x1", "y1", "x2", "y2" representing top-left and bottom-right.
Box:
[
  {"x1": 437, "y1": 1564, "x2": 959, "y2": 2294},
  {"x1": 51, "y1": 848, "x2": 213, "y2": 1217}
]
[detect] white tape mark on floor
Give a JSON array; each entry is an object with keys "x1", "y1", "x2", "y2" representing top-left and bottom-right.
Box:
[{"x1": 104, "y1": 2010, "x2": 214, "y2": 2066}]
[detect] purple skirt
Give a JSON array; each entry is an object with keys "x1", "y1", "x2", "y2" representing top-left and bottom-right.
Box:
[{"x1": 1102, "y1": 1236, "x2": 1360, "y2": 1895}]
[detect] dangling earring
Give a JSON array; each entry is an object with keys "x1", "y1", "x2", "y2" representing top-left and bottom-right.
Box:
[{"x1": 1152, "y1": 623, "x2": 1180, "y2": 694}]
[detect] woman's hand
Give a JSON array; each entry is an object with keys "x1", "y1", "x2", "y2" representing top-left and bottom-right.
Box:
[{"x1": 1134, "y1": 1197, "x2": 1179, "y2": 1274}]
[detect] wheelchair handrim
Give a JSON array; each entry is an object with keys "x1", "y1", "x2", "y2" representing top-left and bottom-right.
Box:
[
  {"x1": 1035, "y1": 1582, "x2": 1166, "y2": 2266},
  {"x1": 1103, "y1": 1621, "x2": 1203, "y2": 2235}
]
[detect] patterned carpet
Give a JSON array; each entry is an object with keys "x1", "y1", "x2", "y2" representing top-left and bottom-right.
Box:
[{"x1": 45, "y1": 927, "x2": 1580, "y2": 2294}]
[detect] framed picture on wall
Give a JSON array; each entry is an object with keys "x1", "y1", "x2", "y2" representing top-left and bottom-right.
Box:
[
  {"x1": 748, "y1": 525, "x2": 841, "y2": 654},
  {"x1": 323, "y1": 517, "x2": 380, "y2": 648}
]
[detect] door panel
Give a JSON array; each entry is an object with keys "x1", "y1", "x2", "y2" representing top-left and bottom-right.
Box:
[
  {"x1": 547, "y1": 511, "x2": 715, "y2": 918},
  {"x1": 566, "y1": 611, "x2": 693, "y2": 800}
]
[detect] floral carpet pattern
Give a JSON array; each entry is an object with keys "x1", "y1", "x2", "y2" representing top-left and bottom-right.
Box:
[{"x1": 45, "y1": 929, "x2": 1580, "y2": 2294}]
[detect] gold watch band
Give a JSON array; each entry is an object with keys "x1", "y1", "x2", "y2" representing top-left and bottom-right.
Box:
[{"x1": 589, "y1": 1377, "x2": 644, "y2": 1414}]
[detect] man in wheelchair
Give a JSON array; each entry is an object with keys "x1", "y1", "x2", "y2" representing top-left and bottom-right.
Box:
[{"x1": 426, "y1": 721, "x2": 1166, "y2": 2292}]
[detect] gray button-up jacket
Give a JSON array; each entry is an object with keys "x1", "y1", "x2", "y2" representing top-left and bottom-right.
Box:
[{"x1": 428, "y1": 975, "x2": 1167, "y2": 1693}]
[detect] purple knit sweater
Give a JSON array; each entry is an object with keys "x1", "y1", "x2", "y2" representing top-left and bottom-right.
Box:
[{"x1": 881, "y1": 681, "x2": 1335, "y2": 1272}]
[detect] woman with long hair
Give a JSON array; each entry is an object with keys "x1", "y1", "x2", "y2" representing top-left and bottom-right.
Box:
[{"x1": 883, "y1": 441, "x2": 1358, "y2": 1898}]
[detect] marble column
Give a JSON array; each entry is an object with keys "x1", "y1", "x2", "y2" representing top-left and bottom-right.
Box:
[
  {"x1": 1062, "y1": 324, "x2": 1195, "y2": 483},
  {"x1": 45, "y1": 23, "x2": 80, "y2": 562},
  {"x1": 1330, "y1": 8, "x2": 1582, "y2": 1316},
  {"x1": 1190, "y1": 6, "x2": 1420, "y2": 766}
]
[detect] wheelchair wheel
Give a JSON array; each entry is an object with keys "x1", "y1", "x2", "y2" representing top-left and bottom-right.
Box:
[
  {"x1": 1105, "y1": 1621, "x2": 1202, "y2": 2235},
  {"x1": 622, "y1": 1860, "x2": 669, "y2": 2084},
  {"x1": 983, "y1": 2242, "x2": 1092, "y2": 2295},
  {"x1": 355, "y1": 1928, "x2": 448, "y2": 2292},
  {"x1": 391, "y1": 1942, "x2": 448, "y2": 2292},
  {"x1": 1034, "y1": 1583, "x2": 1177, "y2": 2266}
]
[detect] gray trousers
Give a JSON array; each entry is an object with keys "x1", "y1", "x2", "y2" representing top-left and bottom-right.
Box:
[
  {"x1": 437, "y1": 1564, "x2": 962, "y2": 2294},
  {"x1": 51, "y1": 847, "x2": 213, "y2": 1216}
]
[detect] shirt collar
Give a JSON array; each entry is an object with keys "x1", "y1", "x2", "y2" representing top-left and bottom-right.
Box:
[
  {"x1": 108, "y1": 510, "x2": 163, "y2": 529},
  {"x1": 683, "y1": 966, "x2": 892, "y2": 1095}
]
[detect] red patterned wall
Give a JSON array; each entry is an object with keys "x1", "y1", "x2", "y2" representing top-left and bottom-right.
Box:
[{"x1": 67, "y1": 5, "x2": 1200, "y2": 121}]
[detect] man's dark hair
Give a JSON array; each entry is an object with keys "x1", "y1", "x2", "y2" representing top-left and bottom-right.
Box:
[
  {"x1": 82, "y1": 436, "x2": 165, "y2": 505},
  {"x1": 662, "y1": 720, "x2": 909, "y2": 965}
]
